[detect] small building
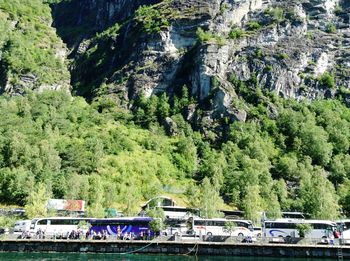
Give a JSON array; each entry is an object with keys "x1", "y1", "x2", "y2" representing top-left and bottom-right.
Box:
[
  {"x1": 140, "y1": 196, "x2": 199, "y2": 220},
  {"x1": 141, "y1": 196, "x2": 177, "y2": 209}
]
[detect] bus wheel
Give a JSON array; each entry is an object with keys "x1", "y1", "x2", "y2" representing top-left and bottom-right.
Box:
[
  {"x1": 238, "y1": 233, "x2": 244, "y2": 238},
  {"x1": 257, "y1": 233, "x2": 261, "y2": 238},
  {"x1": 207, "y1": 232, "x2": 213, "y2": 236},
  {"x1": 174, "y1": 232, "x2": 179, "y2": 236}
]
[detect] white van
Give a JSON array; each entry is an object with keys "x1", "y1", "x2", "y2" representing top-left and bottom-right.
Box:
[{"x1": 14, "y1": 220, "x2": 31, "y2": 234}]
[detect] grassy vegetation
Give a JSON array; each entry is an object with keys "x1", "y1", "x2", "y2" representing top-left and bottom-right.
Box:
[
  {"x1": 196, "y1": 28, "x2": 226, "y2": 45},
  {"x1": 264, "y1": 7, "x2": 285, "y2": 23},
  {"x1": 246, "y1": 21, "x2": 261, "y2": 31}
]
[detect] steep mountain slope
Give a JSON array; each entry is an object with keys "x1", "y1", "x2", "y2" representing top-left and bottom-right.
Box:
[
  {"x1": 50, "y1": 0, "x2": 349, "y2": 126},
  {"x1": 0, "y1": 0, "x2": 70, "y2": 94},
  {"x1": 1, "y1": 0, "x2": 350, "y2": 220}
]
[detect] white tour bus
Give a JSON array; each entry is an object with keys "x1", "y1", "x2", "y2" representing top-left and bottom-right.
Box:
[
  {"x1": 188, "y1": 217, "x2": 254, "y2": 237},
  {"x1": 29, "y1": 217, "x2": 88, "y2": 238},
  {"x1": 264, "y1": 219, "x2": 337, "y2": 239}
]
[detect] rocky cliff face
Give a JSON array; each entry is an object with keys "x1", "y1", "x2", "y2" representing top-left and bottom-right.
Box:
[
  {"x1": 51, "y1": 0, "x2": 161, "y2": 46},
  {"x1": 8, "y1": 0, "x2": 350, "y2": 130}
]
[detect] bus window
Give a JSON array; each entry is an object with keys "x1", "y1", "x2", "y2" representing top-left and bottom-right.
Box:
[{"x1": 37, "y1": 219, "x2": 47, "y2": 225}]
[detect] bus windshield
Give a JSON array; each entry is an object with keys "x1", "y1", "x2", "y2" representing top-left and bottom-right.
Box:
[{"x1": 30, "y1": 219, "x2": 38, "y2": 229}]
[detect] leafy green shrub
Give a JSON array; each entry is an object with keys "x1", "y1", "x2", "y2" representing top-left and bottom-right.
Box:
[
  {"x1": 211, "y1": 76, "x2": 220, "y2": 89},
  {"x1": 215, "y1": 35, "x2": 226, "y2": 46},
  {"x1": 306, "y1": 31, "x2": 314, "y2": 39},
  {"x1": 196, "y1": 28, "x2": 214, "y2": 43},
  {"x1": 265, "y1": 7, "x2": 285, "y2": 23},
  {"x1": 196, "y1": 28, "x2": 225, "y2": 45},
  {"x1": 296, "y1": 223, "x2": 312, "y2": 237},
  {"x1": 95, "y1": 23, "x2": 120, "y2": 40},
  {"x1": 220, "y1": 3, "x2": 229, "y2": 14},
  {"x1": 246, "y1": 21, "x2": 261, "y2": 31},
  {"x1": 326, "y1": 23, "x2": 336, "y2": 33},
  {"x1": 255, "y1": 48, "x2": 264, "y2": 59},
  {"x1": 0, "y1": 216, "x2": 18, "y2": 230},
  {"x1": 334, "y1": 5, "x2": 343, "y2": 15},
  {"x1": 264, "y1": 65, "x2": 273, "y2": 72},
  {"x1": 318, "y1": 72, "x2": 336, "y2": 89},
  {"x1": 224, "y1": 221, "x2": 236, "y2": 236},
  {"x1": 278, "y1": 53, "x2": 289, "y2": 60},
  {"x1": 135, "y1": 5, "x2": 170, "y2": 33},
  {"x1": 229, "y1": 27, "x2": 244, "y2": 39},
  {"x1": 147, "y1": 208, "x2": 165, "y2": 233}
]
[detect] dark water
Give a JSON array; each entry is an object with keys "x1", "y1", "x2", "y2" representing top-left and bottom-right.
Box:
[{"x1": 0, "y1": 253, "x2": 336, "y2": 261}]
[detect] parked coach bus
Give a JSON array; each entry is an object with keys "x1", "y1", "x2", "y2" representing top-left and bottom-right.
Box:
[
  {"x1": 187, "y1": 217, "x2": 254, "y2": 237},
  {"x1": 89, "y1": 217, "x2": 154, "y2": 238},
  {"x1": 264, "y1": 219, "x2": 337, "y2": 239},
  {"x1": 29, "y1": 217, "x2": 88, "y2": 238},
  {"x1": 29, "y1": 217, "x2": 155, "y2": 239}
]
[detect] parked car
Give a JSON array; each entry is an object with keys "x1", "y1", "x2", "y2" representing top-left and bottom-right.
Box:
[{"x1": 13, "y1": 220, "x2": 31, "y2": 234}]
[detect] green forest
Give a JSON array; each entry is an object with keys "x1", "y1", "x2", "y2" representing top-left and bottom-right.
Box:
[
  {"x1": 0, "y1": 0, "x2": 350, "y2": 226},
  {"x1": 0, "y1": 89, "x2": 349, "y2": 223}
]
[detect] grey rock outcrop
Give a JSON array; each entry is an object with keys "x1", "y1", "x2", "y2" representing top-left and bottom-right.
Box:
[{"x1": 50, "y1": 0, "x2": 350, "y2": 130}]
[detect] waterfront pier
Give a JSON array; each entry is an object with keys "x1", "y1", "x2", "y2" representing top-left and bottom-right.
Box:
[{"x1": 0, "y1": 239, "x2": 349, "y2": 259}]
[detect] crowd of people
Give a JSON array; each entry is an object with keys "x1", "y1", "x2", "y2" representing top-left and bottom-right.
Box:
[{"x1": 19, "y1": 228, "x2": 153, "y2": 241}]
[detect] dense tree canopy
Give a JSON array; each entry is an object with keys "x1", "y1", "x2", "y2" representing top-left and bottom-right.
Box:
[
  {"x1": 0, "y1": 90, "x2": 350, "y2": 221},
  {"x1": 0, "y1": 91, "x2": 196, "y2": 215}
]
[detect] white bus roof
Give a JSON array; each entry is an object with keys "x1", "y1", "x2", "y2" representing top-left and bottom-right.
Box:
[
  {"x1": 192, "y1": 217, "x2": 252, "y2": 222},
  {"x1": 33, "y1": 217, "x2": 87, "y2": 220},
  {"x1": 265, "y1": 219, "x2": 336, "y2": 224}
]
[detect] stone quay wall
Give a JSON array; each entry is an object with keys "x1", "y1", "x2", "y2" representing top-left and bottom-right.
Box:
[{"x1": 0, "y1": 239, "x2": 349, "y2": 259}]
